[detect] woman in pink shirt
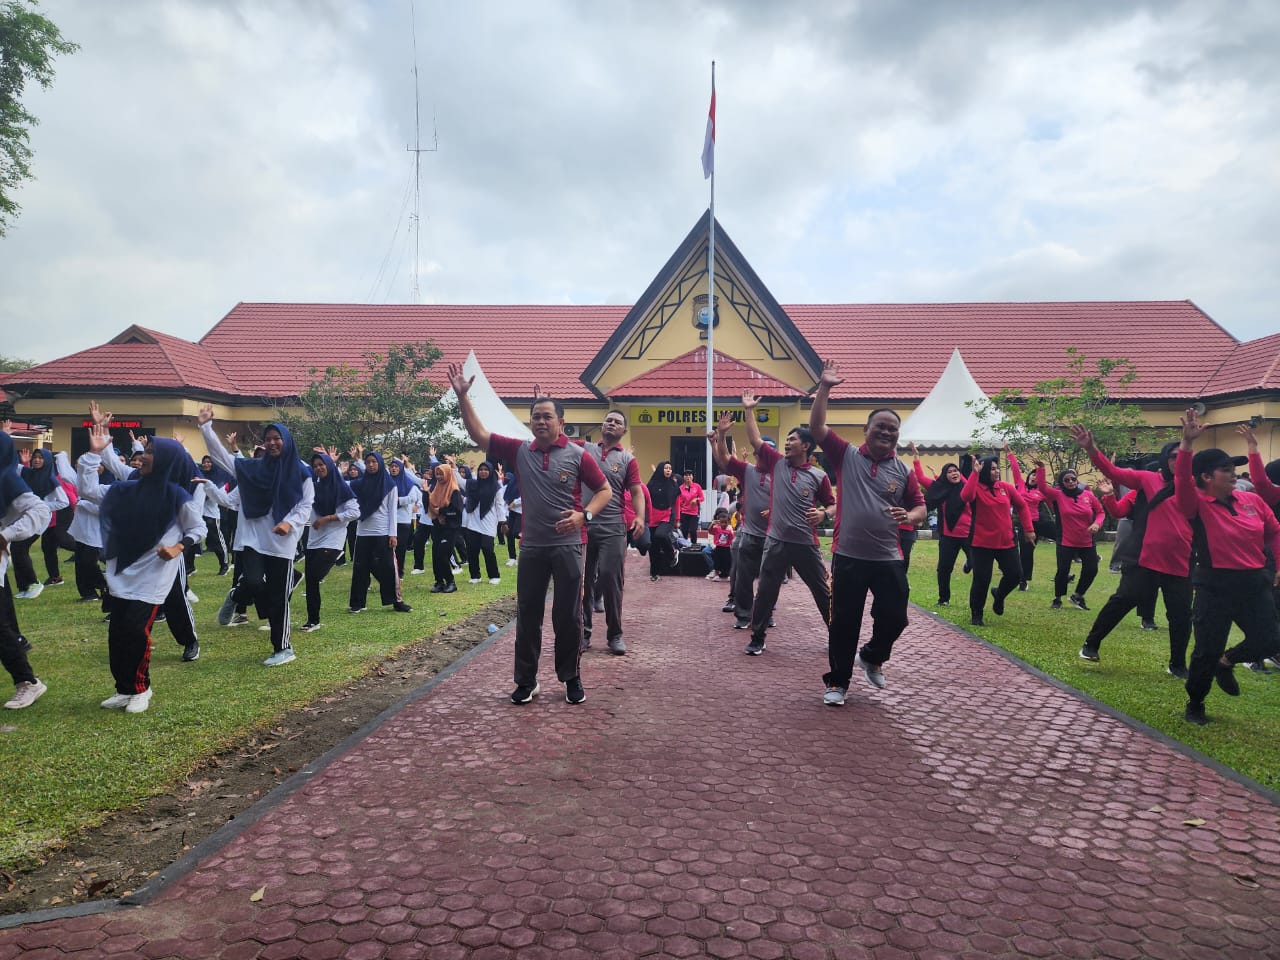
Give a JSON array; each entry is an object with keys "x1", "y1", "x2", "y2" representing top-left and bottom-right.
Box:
[
  {"x1": 912, "y1": 449, "x2": 972, "y2": 608},
  {"x1": 960, "y1": 456, "x2": 1035, "y2": 626},
  {"x1": 1008, "y1": 450, "x2": 1045, "y2": 591},
  {"x1": 1035, "y1": 463, "x2": 1104, "y2": 611}
]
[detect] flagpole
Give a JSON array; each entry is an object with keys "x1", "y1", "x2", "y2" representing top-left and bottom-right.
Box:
[{"x1": 704, "y1": 60, "x2": 716, "y2": 526}]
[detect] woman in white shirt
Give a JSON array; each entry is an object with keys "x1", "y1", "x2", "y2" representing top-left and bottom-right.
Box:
[
  {"x1": 463, "y1": 461, "x2": 505, "y2": 584},
  {"x1": 301, "y1": 452, "x2": 361, "y2": 631},
  {"x1": 348, "y1": 452, "x2": 412, "y2": 614},
  {"x1": 0, "y1": 431, "x2": 52, "y2": 710},
  {"x1": 389, "y1": 458, "x2": 422, "y2": 579}
]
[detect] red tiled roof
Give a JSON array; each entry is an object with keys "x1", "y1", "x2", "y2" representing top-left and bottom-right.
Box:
[
  {"x1": 0, "y1": 325, "x2": 237, "y2": 395},
  {"x1": 608, "y1": 348, "x2": 808, "y2": 399},
  {"x1": 783, "y1": 301, "x2": 1241, "y2": 401},
  {"x1": 1202, "y1": 332, "x2": 1280, "y2": 397},
  {"x1": 198, "y1": 303, "x2": 628, "y2": 400}
]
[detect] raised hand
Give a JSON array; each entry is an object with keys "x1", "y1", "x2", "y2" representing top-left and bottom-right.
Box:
[
  {"x1": 741, "y1": 390, "x2": 759, "y2": 410},
  {"x1": 908, "y1": 441, "x2": 919, "y2": 458},
  {"x1": 88, "y1": 423, "x2": 112, "y2": 454},
  {"x1": 819, "y1": 358, "x2": 843, "y2": 388},
  {"x1": 18, "y1": 448, "x2": 30, "y2": 466},
  {"x1": 88, "y1": 400, "x2": 111, "y2": 426},
  {"x1": 0, "y1": 419, "x2": 10, "y2": 435},
  {"x1": 1095, "y1": 477, "x2": 1114, "y2": 497},
  {"x1": 224, "y1": 431, "x2": 238, "y2": 452},
  {"x1": 197, "y1": 403, "x2": 214, "y2": 425},
  {"x1": 172, "y1": 430, "x2": 185, "y2": 445},
  {"x1": 716, "y1": 411, "x2": 734, "y2": 434},
  {"x1": 326, "y1": 445, "x2": 339, "y2": 461},
  {"x1": 1236, "y1": 423, "x2": 1259, "y2": 452},
  {"x1": 446, "y1": 362, "x2": 475, "y2": 397},
  {"x1": 1180, "y1": 408, "x2": 1206, "y2": 443},
  {"x1": 1068, "y1": 425, "x2": 1096, "y2": 451}
]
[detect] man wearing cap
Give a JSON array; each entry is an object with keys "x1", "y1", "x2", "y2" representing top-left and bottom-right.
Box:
[
  {"x1": 1069, "y1": 429, "x2": 1193, "y2": 675},
  {"x1": 709, "y1": 413, "x2": 774, "y2": 630},
  {"x1": 739, "y1": 391, "x2": 836, "y2": 657},
  {"x1": 1174, "y1": 409, "x2": 1280, "y2": 725},
  {"x1": 580, "y1": 410, "x2": 646, "y2": 656},
  {"x1": 447, "y1": 363, "x2": 612, "y2": 705},
  {"x1": 809, "y1": 361, "x2": 926, "y2": 704}
]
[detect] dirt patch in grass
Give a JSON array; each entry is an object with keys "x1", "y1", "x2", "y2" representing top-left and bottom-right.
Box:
[{"x1": 0, "y1": 597, "x2": 517, "y2": 917}]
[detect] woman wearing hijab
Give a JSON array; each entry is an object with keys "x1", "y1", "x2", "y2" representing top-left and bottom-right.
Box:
[
  {"x1": 0, "y1": 431, "x2": 52, "y2": 710},
  {"x1": 301, "y1": 452, "x2": 361, "y2": 631},
  {"x1": 428, "y1": 462, "x2": 464, "y2": 593},
  {"x1": 1008, "y1": 449, "x2": 1046, "y2": 590},
  {"x1": 1035, "y1": 463, "x2": 1105, "y2": 611},
  {"x1": 343, "y1": 460, "x2": 362, "y2": 563},
  {"x1": 961, "y1": 455, "x2": 1036, "y2": 626},
  {"x1": 463, "y1": 461, "x2": 505, "y2": 584},
  {"x1": 197, "y1": 455, "x2": 233, "y2": 576},
  {"x1": 388, "y1": 458, "x2": 421, "y2": 578},
  {"x1": 501, "y1": 470, "x2": 521, "y2": 567},
  {"x1": 914, "y1": 452, "x2": 973, "y2": 608},
  {"x1": 68, "y1": 447, "x2": 129, "y2": 604},
  {"x1": 199, "y1": 406, "x2": 314, "y2": 666},
  {"x1": 82, "y1": 425, "x2": 206, "y2": 713},
  {"x1": 14, "y1": 447, "x2": 70, "y2": 597},
  {"x1": 348, "y1": 451, "x2": 411, "y2": 613},
  {"x1": 646, "y1": 461, "x2": 680, "y2": 581}
]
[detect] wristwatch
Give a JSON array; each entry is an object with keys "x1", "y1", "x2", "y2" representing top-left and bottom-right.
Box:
[{"x1": 583, "y1": 509, "x2": 594, "y2": 524}]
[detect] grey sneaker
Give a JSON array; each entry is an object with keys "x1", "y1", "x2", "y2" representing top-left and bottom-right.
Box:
[
  {"x1": 182, "y1": 641, "x2": 200, "y2": 662},
  {"x1": 744, "y1": 636, "x2": 765, "y2": 656},
  {"x1": 228, "y1": 613, "x2": 250, "y2": 626},
  {"x1": 3, "y1": 679, "x2": 47, "y2": 710},
  {"x1": 822, "y1": 686, "x2": 846, "y2": 707},
  {"x1": 733, "y1": 618, "x2": 750, "y2": 630},
  {"x1": 855, "y1": 652, "x2": 886, "y2": 690},
  {"x1": 263, "y1": 649, "x2": 297, "y2": 667},
  {"x1": 216, "y1": 589, "x2": 238, "y2": 626},
  {"x1": 607, "y1": 637, "x2": 626, "y2": 656}
]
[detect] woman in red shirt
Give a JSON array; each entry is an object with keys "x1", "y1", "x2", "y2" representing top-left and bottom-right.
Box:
[
  {"x1": 1008, "y1": 450, "x2": 1045, "y2": 590},
  {"x1": 1035, "y1": 463, "x2": 1104, "y2": 611},
  {"x1": 960, "y1": 456, "x2": 1035, "y2": 626}
]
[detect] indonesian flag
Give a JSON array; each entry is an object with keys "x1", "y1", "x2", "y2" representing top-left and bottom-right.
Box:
[{"x1": 701, "y1": 81, "x2": 715, "y2": 180}]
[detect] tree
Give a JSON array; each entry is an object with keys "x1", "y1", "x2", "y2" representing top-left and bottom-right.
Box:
[
  {"x1": 274, "y1": 341, "x2": 468, "y2": 465},
  {"x1": 0, "y1": 353, "x2": 33, "y2": 419},
  {"x1": 968, "y1": 347, "x2": 1171, "y2": 478},
  {"x1": 1, "y1": 0, "x2": 78, "y2": 236}
]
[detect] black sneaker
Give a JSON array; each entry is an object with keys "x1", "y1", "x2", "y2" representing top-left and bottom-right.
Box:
[
  {"x1": 936, "y1": 600, "x2": 949, "y2": 607},
  {"x1": 721, "y1": 601, "x2": 736, "y2": 613},
  {"x1": 1018, "y1": 581, "x2": 1028, "y2": 592},
  {"x1": 1215, "y1": 662, "x2": 1241, "y2": 696},
  {"x1": 392, "y1": 601, "x2": 412, "y2": 613},
  {"x1": 1167, "y1": 664, "x2": 1190, "y2": 680},
  {"x1": 744, "y1": 636, "x2": 765, "y2": 656},
  {"x1": 970, "y1": 615, "x2": 985, "y2": 627},
  {"x1": 217, "y1": 563, "x2": 230, "y2": 577},
  {"x1": 182, "y1": 641, "x2": 200, "y2": 662},
  {"x1": 1051, "y1": 598, "x2": 1063, "y2": 610},
  {"x1": 565, "y1": 677, "x2": 586, "y2": 704},
  {"x1": 1068, "y1": 594, "x2": 1089, "y2": 611},
  {"x1": 1079, "y1": 645, "x2": 1100, "y2": 662},
  {"x1": 510, "y1": 682, "x2": 539, "y2": 704},
  {"x1": 733, "y1": 618, "x2": 750, "y2": 630},
  {"x1": 767, "y1": 617, "x2": 776, "y2": 628},
  {"x1": 443, "y1": 583, "x2": 457, "y2": 594},
  {"x1": 1141, "y1": 619, "x2": 1159, "y2": 631},
  {"x1": 155, "y1": 612, "x2": 167, "y2": 623},
  {"x1": 216, "y1": 588, "x2": 238, "y2": 626},
  {"x1": 990, "y1": 589, "x2": 1004, "y2": 616},
  {"x1": 1246, "y1": 661, "x2": 1270, "y2": 673},
  {"x1": 1184, "y1": 702, "x2": 1209, "y2": 726}
]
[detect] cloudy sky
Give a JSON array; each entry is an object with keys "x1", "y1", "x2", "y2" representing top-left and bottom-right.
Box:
[{"x1": 2, "y1": 0, "x2": 1277, "y2": 365}]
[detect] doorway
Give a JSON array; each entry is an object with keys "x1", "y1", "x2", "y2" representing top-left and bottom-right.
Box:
[{"x1": 669, "y1": 437, "x2": 708, "y2": 488}]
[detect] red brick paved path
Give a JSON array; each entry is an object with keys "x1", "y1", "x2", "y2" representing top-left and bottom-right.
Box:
[{"x1": 3, "y1": 555, "x2": 1279, "y2": 958}]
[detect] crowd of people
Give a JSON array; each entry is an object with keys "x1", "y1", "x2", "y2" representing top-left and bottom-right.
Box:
[{"x1": 3, "y1": 373, "x2": 1279, "y2": 728}]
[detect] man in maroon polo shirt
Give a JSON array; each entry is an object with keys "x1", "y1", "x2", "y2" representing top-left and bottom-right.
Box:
[{"x1": 447, "y1": 363, "x2": 612, "y2": 705}]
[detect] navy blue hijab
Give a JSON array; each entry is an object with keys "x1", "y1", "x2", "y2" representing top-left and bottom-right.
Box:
[
  {"x1": 0, "y1": 433, "x2": 33, "y2": 516},
  {"x1": 199, "y1": 455, "x2": 235, "y2": 490},
  {"x1": 502, "y1": 470, "x2": 519, "y2": 504},
  {"x1": 235, "y1": 423, "x2": 308, "y2": 523},
  {"x1": 465, "y1": 461, "x2": 499, "y2": 515},
  {"x1": 21, "y1": 447, "x2": 56, "y2": 498},
  {"x1": 100, "y1": 438, "x2": 195, "y2": 571},
  {"x1": 389, "y1": 458, "x2": 415, "y2": 497},
  {"x1": 311, "y1": 453, "x2": 355, "y2": 517},
  {"x1": 351, "y1": 452, "x2": 394, "y2": 520}
]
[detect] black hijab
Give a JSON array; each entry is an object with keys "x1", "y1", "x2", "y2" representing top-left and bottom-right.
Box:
[
  {"x1": 648, "y1": 461, "x2": 679, "y2": 511},
  {"x1": 925, "y1": 463, "x2": 967, "y2": 530},
  {"x1": 311, "y1": 453, "x2": 355, "y2": 517},
  {"x1": 0, "y1": 433, "x2": 32, "y2": 516},
  {"x1": 100, "y1": 439, "x2": 195, "y2": 571},
  {"x1": 350, "y1": 452, "x2": 394, "y2": 521},
  {"x1": 21, "y1": 448, "x2": 56, "y2": 498},
  {"x1": 465, "y1": 461, "x2": 499, "y2": 516},
  {"x1": 235, "y1": 423, "x2": 309, "y2": 523},
  {"x1": 1056, "y1": 468, "x2": 1083, "y2": 499}
]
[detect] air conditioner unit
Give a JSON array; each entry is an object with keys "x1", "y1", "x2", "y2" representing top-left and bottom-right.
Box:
[{"x1": 563, "y1": 424, "x2": 580, "y2": 437}]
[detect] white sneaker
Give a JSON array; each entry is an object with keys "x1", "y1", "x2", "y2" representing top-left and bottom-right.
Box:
[
  {"x1": 19, "y1": 583, "x2": 43, "y2": 599},
  {"x1": 505, "y1": 558, "x2": 517, "y2": 567},
  {"x1": 410, "y1": 568, "x2": 426, "y2": 575},
  {"x1": 264, "y1": 649, "x2": 297, "y2": 667},
  {"x1": 258, "y1": 624, "x2": 271, "y2": 632},
  {"x1": 101, "y1": 692, "x2": 132, "y2": 709},
  {"x1": 125, "y1": 688, "x2": 153, "y2": 714},
  {"x1": 822, "y1": 686, "x2": 846, "y2": 707},
  {"x1": 4, "y1": 679, "x2": 47, "y2": 710},
  {"x1": 469, "y1": 578, "x2": 482, "y2": 584},
  {"x1": 186, "y1": 589, "x2": 199, "y2": 603},
  {"x1": 489, "y1": 577, "x2": 501, "y2": 585}
]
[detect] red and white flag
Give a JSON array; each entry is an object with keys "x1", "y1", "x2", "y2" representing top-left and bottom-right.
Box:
[{"x1": 701, "y1": 80, "x2": 715, "y2": 179}]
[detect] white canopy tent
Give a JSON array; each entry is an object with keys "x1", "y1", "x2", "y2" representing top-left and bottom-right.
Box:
[
  {"x1": 898, "y1": 348, "x2": 1002, "y2": 450},
  {"x1": 437, "y1": 350, "x2": 534, "y2": 443}
]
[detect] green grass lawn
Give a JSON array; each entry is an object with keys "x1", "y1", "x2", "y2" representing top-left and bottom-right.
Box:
[
  {"x1": 904, "y1": 538, "x2": 1280, "y2": 794},
  {"x1": 0, "y1": 554, "x2": 514, "y2": 868}
]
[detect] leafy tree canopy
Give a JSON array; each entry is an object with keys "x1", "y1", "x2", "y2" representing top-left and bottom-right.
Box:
[
  {"x1": 968, "y1": 347, "x2": 1174, "y2": 478},
  {"x1": 1, "y1": 0, "x2": 79, "y2": 236}
]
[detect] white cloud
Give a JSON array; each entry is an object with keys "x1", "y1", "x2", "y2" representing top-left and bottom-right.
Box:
[{"x1": 1, "y1": 0, "x2": 1276, "y2": 366}]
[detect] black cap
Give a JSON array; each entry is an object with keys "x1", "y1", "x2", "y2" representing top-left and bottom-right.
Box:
[{"x1": 1190, "y1": 448, "x2": 1247, "y2": 477}]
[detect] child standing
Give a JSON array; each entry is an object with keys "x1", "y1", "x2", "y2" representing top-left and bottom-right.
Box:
[{"x1": 708, "y1": 508, "x2": 734, "y2": 581}]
